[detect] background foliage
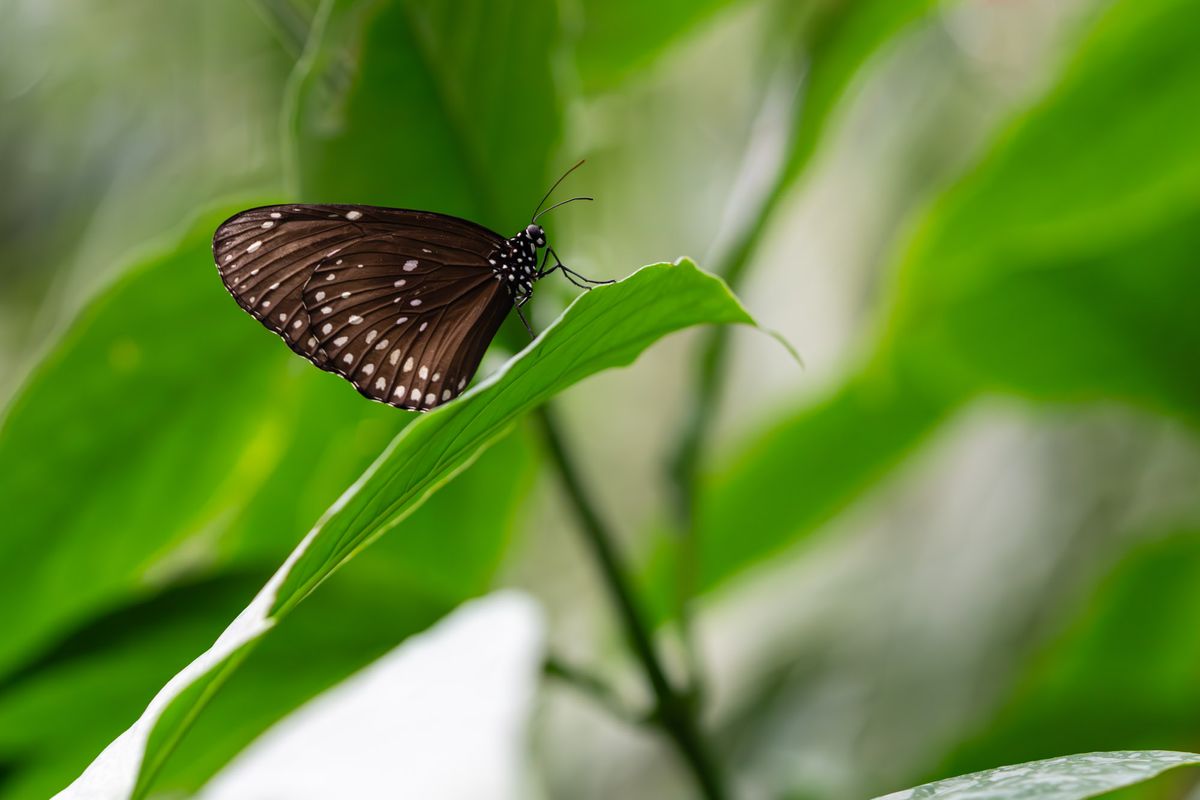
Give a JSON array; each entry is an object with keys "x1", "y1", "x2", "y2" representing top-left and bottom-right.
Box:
[{"x1": 1, "y1": 0, "x2": 1198, "y2": 798}]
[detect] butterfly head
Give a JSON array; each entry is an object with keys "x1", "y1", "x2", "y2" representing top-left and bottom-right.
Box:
[{"x1": 524, "y1": 223, "x2": 547, "y2": 248}]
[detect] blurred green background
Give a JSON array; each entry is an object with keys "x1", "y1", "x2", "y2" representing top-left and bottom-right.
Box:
[{"x1": 2, "y1": 0, "x2": 1199, "y2": 798}]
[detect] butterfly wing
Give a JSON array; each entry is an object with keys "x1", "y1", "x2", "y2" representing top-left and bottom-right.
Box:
[
  {"x1": 213, "y1": 204, "x2": 511, "y2": 409},
  {"x1": 301, "y1": 234, "x2": 512, "y2": 410}
]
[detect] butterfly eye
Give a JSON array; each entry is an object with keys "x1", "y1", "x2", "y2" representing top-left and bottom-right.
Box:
[{"x1": 525, "y1": 224, "x2": 545, "y2": 246}]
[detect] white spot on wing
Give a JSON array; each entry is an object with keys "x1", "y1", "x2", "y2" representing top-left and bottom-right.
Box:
[
  {"x1": 389, "y1": 350, "x2": 401, "y2": 366},
  {"x1": 442, "y1": 389, "x2": 451, "y2": 401},
  {"x1": 261, "y1": 221, "x2": 274, "y2": 229},
  {"x1": 334, "y1": 336, "x2": 349, "y2": 346},
  {"x1": 321, "y1": 323, "x2": 333, "y2": 335},
  {"x1": 365, "y1": 330, "x2": 378, "y2": 344},
  {"x1": 425, "y1": 393, "x2": 436, "y2": 406},
  {"x1": 403, "y1": 357, "x2": 414, "y2": 372},
  {"x1": 362, "y1": 363, "x2": 375, "y2": 376},
  {"x1": 247, "y1": 241, "x2": 262, "y2": 253},
  {"x1": 345, "y1": 210, "x2": 362, "y2": 220},
  {"x1": 348, "y1": 315, "x2": 363, "y2": 325},
  {"x1": 269, "y1": 212, "x2": 282, "y2": 219},
  {"x1": 418, "y1": 366, "x2": 429, "y2": 380},
  {"x1": 393, "y1": 279, "x2": 406, "y2": 288},
  {"x1": 376, "y1": 377, "x2": 386, "y2": 390},
  {"x1": 410, "y1": 299, "x2": 422, "y2": 307},
  {"x1": 342, "y1": 353, "x2": 354, "y2": 364},
  {"x1": 315, "y1": 291, "x2": 326, "y2": 301},
  {"x1": 410, "y1": 388, "x2": 421, "y2": 402},
  {"x1": 403, "y1": 260, "x2": 419, "y2": 271}
]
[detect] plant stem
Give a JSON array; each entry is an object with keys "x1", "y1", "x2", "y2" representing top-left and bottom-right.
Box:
[
  {"x1": 544, "y1": 655, "x2": 644, "y2": 725},
  {"x1": 534, "y1": 406, "x2": 729, "y2": 800},
  {"x1": 670, "y1": 166, "x2": 793, "y2": 530}
]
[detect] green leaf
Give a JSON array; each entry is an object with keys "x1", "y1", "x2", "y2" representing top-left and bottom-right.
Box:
[
  {"x1": 683, "y1": 0, "x2": 1200, "y2": 603},
  {"x1": 691, "y1": 362, "x2": 957, "y2": 595},
  {"x1": 55, "y1": 259, "x2": 759, "y2": 799},
  {"x1": 4, "y1": 0, "x2": 573, "y2": 784},
  {"x1": 0, "y1": 431, "x2": 533, "y2": 799},
  {"x1": 0, "y1": 573, "x2": 266, "y2": 800},
  {"x1": 571, "y1": 0, "x2": 747, "y2": 93},
  {"x1": 934, "y1": 529, "x2": 1200, "y2": 784},
  {"x1": 887, "y1": 0, "x2": 1200, "y2": 418},
  {"x1": 146, "y1": 430, "x2": 535, "y2": 795},
  {"x1": 291, "y1": 0, "x2": 560, "y2": 230},
  {"x1": 782, "y1": 0, "x2": 940, "y2": 185},
  {"x1": 0, "y1": 207, "x2": 405, "y2": 683},
  {"x1": 872, "y1": 751, "x2": 1200, "y2": 800}
]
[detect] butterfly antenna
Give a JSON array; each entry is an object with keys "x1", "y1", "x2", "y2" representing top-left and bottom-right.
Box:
[
  {"x1": 531, "y1": 159, "x2": 586, "y2": 221},
  {"x1": 532, "y1": 196, "x2": 593, "y2": 223}
]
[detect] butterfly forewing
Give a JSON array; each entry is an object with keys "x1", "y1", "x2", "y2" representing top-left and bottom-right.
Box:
[{"x1": 213, "y1": 204, "x2": 512, "y2": 411}]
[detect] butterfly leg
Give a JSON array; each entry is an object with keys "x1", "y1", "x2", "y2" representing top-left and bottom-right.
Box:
[
  {"x1": 547, "y1": 248, "x2": 616, "y2": 289},
  {"x1": 536, "y1": 247, "x2": 553, "y2": 280},
  {"x1": 514, "y1": 303, "x2": 536, "y2": 339}
]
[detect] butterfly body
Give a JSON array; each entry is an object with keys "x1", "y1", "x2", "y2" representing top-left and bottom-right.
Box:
[
  {"x1": 214, "y1": 204, "x2": 550, "y2": 412},
  {"x1": 491, "y1": 225, "x2": 546, "y2": 306}
]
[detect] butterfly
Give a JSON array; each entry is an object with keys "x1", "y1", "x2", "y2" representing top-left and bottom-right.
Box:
[{"x1": 212, "y1": 164, "x2": 605, "y2": 412}]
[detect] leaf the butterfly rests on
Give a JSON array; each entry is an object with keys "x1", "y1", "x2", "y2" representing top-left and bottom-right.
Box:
[{"x1": 213, "y1": 203, "x2": 547, "y2": 411}]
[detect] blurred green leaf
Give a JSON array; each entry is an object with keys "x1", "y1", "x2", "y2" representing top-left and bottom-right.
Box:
[
  {"x1": 291, "y1": 0, "x2": 560, "y2": 231},
  {"x1": 0, "y1": 431, "x2": 533, "y2": 800},
  {"x1": 887, "y1": 0, "x2": 1200, "y2": 418},
  {"x1": 685, "y1": 0, "x2": 1200, "y2": 601},
  {"x1": 2, "y1": 0, "x2": 575, "y2": 787},
  {"x1": 872, "y1": 751, "x2": 1200, "y2": 800},
  {"x1": 571, "y1": 0, "x2": 746, "y2": 93},
  {"x1": 690, "y1": 362, "x2": 956, "y2": 596},
  {"x1": 56, "y1": 259, "x2": 761, "y2": 799},
  {"x1": 0, "y1": 573, "x2": 267, "y2": 800},
  {"x1": 782, "y1": 0, "x2": 940, "y2": 185},
  {"x1": 0, "y1": 207, "x2": 405, "y2": 683},
  {"x1": 931, "y1": 530, "x2": 1200, "y2": 787},
  {"x1": 148, "y1": 429, "x2": 535, "y2": 795}
]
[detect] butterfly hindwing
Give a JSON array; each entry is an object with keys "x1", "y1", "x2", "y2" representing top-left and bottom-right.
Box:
[{"x1": 301, "y1": 235, "x2": 511, "y2": 410}]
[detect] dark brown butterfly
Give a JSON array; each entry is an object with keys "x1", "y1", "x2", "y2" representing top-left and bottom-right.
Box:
[{"x1": 212, "y1": 167, "x2": 602, "y2": 412}]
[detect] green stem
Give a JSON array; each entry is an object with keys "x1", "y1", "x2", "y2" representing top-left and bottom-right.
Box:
[
  {"x1": 249, "y1": 0, "x2": 315, "y2": 59},
  {"x1": 544, "y1": 655, "x2": 644, "y2": 724},
  {"x1": 667, "y1": 30, "x2": 812, "y2": 689},
  {"x1": 534, "y1": 406, "x2": 729, "y2": 800},
  {"x1": 670, "y1": 167, "x2": 793, "y2": 529}
]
